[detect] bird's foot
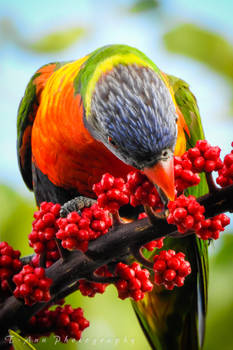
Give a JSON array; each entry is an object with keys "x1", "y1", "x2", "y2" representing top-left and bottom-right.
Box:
[{"x1": 60, "y1": 196, "x2": 96, "y2": 217}]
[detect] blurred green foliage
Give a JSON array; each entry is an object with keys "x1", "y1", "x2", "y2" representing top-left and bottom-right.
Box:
[
  {"x1": 23, "y1": 27, "x2": 88, "y2": 54},
  {"x1": 0, "y1": 17, "x2": 88, "y2": 54},
  {"x1": 204, "y1": 235, "x2": 233, "y2": 350},
  {"x1": 163, "y1": 23, "x2": 233, "y2": 81},
  {"x1": 0, "y1": 184, "x2": 35, "y2": 256},
  {"x1": 127, "y1": 0, "x2": 159, "y2": 13}
]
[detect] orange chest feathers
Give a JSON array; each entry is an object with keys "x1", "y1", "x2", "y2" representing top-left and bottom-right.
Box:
[{"x1": 31, "y1": 61, "x2": 132, "y2": 197}]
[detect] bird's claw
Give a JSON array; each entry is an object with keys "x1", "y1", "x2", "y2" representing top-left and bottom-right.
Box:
[{"x1": 60, "y1": 196, "x2": 96, "y2": 217}]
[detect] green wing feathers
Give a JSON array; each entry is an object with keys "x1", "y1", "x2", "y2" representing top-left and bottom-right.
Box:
[
  {"x1": 167, "y1": 75, "x2": 205, "y2": 147},
  {"x1": 17, "y1": 62, "x2": 64, "y2": 190}
]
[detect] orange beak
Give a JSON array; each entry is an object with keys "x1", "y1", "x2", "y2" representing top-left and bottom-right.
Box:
[{"x1": 143, "y1": 157, "x2": 175, "y2": 201}]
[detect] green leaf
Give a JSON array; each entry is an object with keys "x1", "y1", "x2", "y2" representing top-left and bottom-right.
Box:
[
  {"x1": 128, "y1": 0, "x2": 159, "y2": 14},
  {"x1": 9, "y1": 330, "x2": 37, "y2": 350},
  {"x1": 163, "y1": 23, "x2": 233, "y2": 80},
  {"x1": 22, "y1": 27, "x2": 87, "y2": 53}
]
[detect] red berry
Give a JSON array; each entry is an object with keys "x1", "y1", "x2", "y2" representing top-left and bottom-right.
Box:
[
  {"x1": 29, "y1": 202, "x2": 61, "y2": 267},
  {"x1": 93, "y1": 174, "x2": 129, "y2": 212},
  {"x1": 183, "y1": 141, "x2": 223, "y2": 174},
  {"x1": 153, "y1": 249, "x2": 191, "y2": 290},
  {"x1": 19, "y1": 283, "x2": 31, "y2": 296},
  {"x1": 56, "y1": 204, "x2": 112, "y2": 252},
  {"x1": 174, "y1": 156, "x2": 201, "y2": 193},
  {"x1": 126, "y1": 171, "x2": 163, "y2": 209},
  {"x1": 115, "y1": 262, "x2": 153, "y2": 301},
  {"x1": 167, "y1": 195, "x2": 205, "y2": 234},
  {"x1": 33, "y1": 288, "x2": 44, "y2": 301},
  {"x1": 217, "y1": 143, "x2": 233, "y2": 187},
  {"x1": 58, "y1": 313, "x2": 70, "y2": 327},
  {"x1": 79, "y1": 265, "x2": 112, "y2": 297},
  {"x1": 195, "y1": 213, "x2": 230, "y2": 240},
  {"x1": 13, "y1": 265, "x2": 52, "y2": 305},
  {"x1": 153, "y1": 260, "x2": 167, "y2": 272},
  {"x1": 173, "y1": 208, "x2": 187, "y2": 221},
  {"x1": 167, "y1": 257, "x2": 180, "y2": 270},
  {"x1": 27, "y1": 304, "x2": 89, "y2": 342},
  {"x1": 163, "y1": 269, "x2": 176, "y2": 281},
  {"x1": 0, "y1": 242, "x2": 22, "y2": 300}
]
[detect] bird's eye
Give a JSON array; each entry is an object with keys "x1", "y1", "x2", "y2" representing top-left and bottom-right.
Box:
[
  {"x1": 162, "y1": 150, "x2": 168, "y2": 158},
  {"x1": 108, "y1": 136, "x2": 117, "y2": 148}
]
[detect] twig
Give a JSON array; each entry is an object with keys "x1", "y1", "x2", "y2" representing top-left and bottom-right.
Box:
[
  {"x1": 85, "y1": 274, "x2": 118, "y2": 284},
  {"x1": 55, "y1": 238, "x2": 69, "y2": 260},
  {"x1": 206, "y1": 172, "x2": 219, "y2": 193},
  {"x1": 112, "y1": 211, "x2": 122, "y2": 226}
]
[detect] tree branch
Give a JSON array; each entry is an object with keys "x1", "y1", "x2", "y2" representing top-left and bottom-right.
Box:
[{"x1": 0, "y1": 184, "x2": 233, "y2": 343}]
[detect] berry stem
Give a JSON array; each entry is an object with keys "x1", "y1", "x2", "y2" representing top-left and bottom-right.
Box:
[
  {"x1": 112, "y1": 210, "x2": 122, "y2": 227},
  {"x1": 206, "y1": 172, "x2": 219, "y2": 193},
  {"x1": 55, "y1": 238, "x2": 69, "y2": 260},
  {"x1": 5, "y1": 279, "x2": 15, "y2": 295},
  {"x1": 144, "y1": 204, "x2": 166, "y2": 225},
  {"x1": 130, "y1": 245, "x2": 154, "y2": 270},
  {"x1": 39, "y1": 252, "x2": 46, "y2": 268}
]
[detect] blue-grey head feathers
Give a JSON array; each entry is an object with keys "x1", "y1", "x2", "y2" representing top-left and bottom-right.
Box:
[{"x1": 88, "y1": 64, "x2": 177, "y2": 169}]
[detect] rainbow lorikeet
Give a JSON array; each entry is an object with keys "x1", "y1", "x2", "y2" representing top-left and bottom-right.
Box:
[{"x1": 17, "y1": 44, "x2": 208, "y2": 350}]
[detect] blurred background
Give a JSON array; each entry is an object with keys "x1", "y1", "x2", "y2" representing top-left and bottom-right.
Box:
[{"x1": 0, "y1": 0, "x2": 233, "y2": 349}]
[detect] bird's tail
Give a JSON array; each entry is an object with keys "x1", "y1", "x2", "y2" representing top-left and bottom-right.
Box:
[{"x1": 132, "y1": 234, "x2": 208, "y2": 350}]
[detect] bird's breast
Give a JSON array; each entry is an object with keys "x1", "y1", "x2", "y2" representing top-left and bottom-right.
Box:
[{"x1": 31, "y1": 60, "x2": 133, "y2": 197}]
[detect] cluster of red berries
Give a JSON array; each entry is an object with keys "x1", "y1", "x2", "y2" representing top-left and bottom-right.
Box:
[
  {"x1": 138, "y1": 213, "x2": 164, "y2": 251},
  {"x1": 56, "y1": 204, "x2": 112, "y2": 252},
  {"x1": 195, "y1": 214, "x2": 230, "y2": 240},
  {"x1": 184, "y1": 140, "x2": 222, "y2": 173},
  {"x1": 174, "y1": 156, "x2": 200, "y2": 193},
  {"x1": 115, "y1": 262, "x2": 153, "y2": 301},
  {"x1": 167, "y1": 195, "x2": 205, "y2": 233},
  {"x1": 217, "y1": 142, "x2": 233, "y2": 187},
  {"x1": 143, "y1": 238, "x2": 164, "y2": 252},
  {"x1": 13, "y1": 265, "x2": 52, "y2": 305},
  {"x1": 79, "y1": 265, "x2": 112, "y2": 297},
  {"x1": 29, "y1": 202, "x2": 61, "y2": 267},
  {"x1": 28, "y1": 304, "x2": 89, "y2": 342},
  {"x1": 167, "y1": 194, "x2": 230, "y2": 240},
  {"x1": 153, "y1": 250, "x2": 191, "y2": 290},
  {"x1": 93, "y1": 173, "x2": 129, "y2": 212},
  {"x1": 0, "y1": 242, "x2": 22, "y2": 296},
  {"x1": 126, "y1": 171, "x2": 163, "y2": 209}
]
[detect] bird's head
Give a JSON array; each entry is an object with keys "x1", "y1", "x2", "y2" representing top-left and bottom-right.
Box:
[{"x1": 83, "y1": 62, "x2": 178, "y2": 203}]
